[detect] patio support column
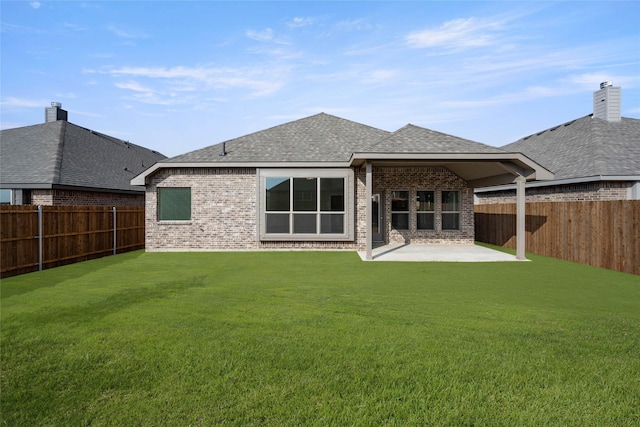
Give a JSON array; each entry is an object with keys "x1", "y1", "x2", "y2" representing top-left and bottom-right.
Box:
[
  {"x1": 365, "y1": 161, "x2": 373, "y2": 260},
  {"x1": 516, "y1": 175, "x2": 526, "y2": 260}
]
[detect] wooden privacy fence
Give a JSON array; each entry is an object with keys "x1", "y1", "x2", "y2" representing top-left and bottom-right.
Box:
[
  {"x1": 1, "y1": 205, "x2": 145, "y2": 278},
  {"x1": 475, "y1": 201, "x2": 640, "y2": 275}
]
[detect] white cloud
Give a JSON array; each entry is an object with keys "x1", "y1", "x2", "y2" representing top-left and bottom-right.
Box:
[
  {"x1": 406, "y1": 17, "x2": 504, "y2": 51},
  {"x1": 108, "y1": 65, "x2": 287, "y2": 98},
  {"x1": 288, "y1": 17, "x2": 313, "y2": 29},
  {"x1": 246, "y1": 28, "x2": 289, "y2": 44},
  {"x1": 29, "y1": 2, "x2": 41, "y2": 9},
  {"x1": 107, "y1": 25, "x2": 148, "y2": 39},
  {"x1": 0, "y1": 97, "x2": 48, "y2": 108}
]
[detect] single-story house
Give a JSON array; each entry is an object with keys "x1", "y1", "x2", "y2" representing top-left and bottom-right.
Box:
[
  {"x1": 0, "y1": 103, "x2": 167, "y2": 207},
  {"x1": 132, "y1": 113, "x2": 552, "y2": 260},
  {"x1": 475, "y1": 83, "x2": 640, "y2": 204}
]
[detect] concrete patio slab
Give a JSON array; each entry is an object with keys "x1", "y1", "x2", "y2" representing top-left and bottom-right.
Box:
[{"x1": 358, "y1": 243, "x2": 523, "y2": 262}]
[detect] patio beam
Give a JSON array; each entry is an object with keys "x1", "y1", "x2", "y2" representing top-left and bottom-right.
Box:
[
  {"x1": 516, "y1": 174, "x2": 526, "y2": 260},
  {"x1": 365, "y1": 161, "x2": 373, "y2": 260}
]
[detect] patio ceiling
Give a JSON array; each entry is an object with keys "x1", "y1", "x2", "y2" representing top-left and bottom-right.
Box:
[{"x1": 349, "y1": 152, "x2": 554, "y2": 187}]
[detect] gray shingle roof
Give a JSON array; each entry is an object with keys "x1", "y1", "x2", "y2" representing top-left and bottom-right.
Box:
[
  {"x1": 1, "y1": 121, "x2": 166, "y2": 192},
  {"x1": 167, "y1": 113, "x2": 391, "y2": 163},
  {"x1": 165, "y1": 113, "x2": 511, "y2": 165},
  {"x1": 364, "y1": 124, "x2": 507, "y2": 154},
  {"x1": 502, "y1": 115, "x2": 640, "y2": 180}
]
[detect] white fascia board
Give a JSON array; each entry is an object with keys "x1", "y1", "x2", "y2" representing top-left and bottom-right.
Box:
[
  {"x1": 349, "y1": 152, "x2": 553, "y2": 180},
  {"x1": 130, "y1": 161, "x2": 351, "y2": 185},
  {"x1": 474, "y1": 175, "x2": 640, "y2": 193}
]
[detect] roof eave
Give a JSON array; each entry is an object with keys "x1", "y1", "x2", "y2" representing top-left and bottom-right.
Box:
[{"x1": 130, "y1": 161, "x2": 352, "y2": 185}]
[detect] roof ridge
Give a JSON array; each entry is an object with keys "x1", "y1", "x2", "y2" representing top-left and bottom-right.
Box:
[{"x1": 51, "y1": 120, "x2": 66, "y2": 185}]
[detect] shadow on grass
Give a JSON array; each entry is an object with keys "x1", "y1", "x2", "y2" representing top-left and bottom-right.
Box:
[
  {"x1": 10, "y1": 275, "x2": 208, "y2": 328},
  {"x1": 0, "y1": 251, "x2": 146, "y2": 299}
]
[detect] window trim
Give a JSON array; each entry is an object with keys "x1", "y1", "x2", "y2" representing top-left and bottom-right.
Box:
[
  {"x1": 157, "y1": 187, "x2": 192, "y2": 222},
  {"x1": 258, "y1": 168, "x2": 354, "y2": 241},
  {"x1": 441, "y1": 189, "x2": 461, "y2": 231},
  {"x1": 416, "y1": 189, "x2": 436, "y2": 231},
  {"x1": 390, "y1": 189, "x2": 410, "y2": 231}
]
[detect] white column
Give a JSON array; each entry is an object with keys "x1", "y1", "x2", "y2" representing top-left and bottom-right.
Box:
[
  {"x1": 365, "y1": 162, "x2": 373, "y2": 260},
  {"x1": 516, "y1": 175, "x2": 526, "y2": 260}
]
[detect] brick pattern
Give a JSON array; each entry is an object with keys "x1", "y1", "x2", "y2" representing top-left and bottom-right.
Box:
[
  {"x1": 475, "y1": 181, "x2": 633, "y2": 204},
  {"x1": 146, "y1": 166, "x2": 475, "y2": 251},
  {"x1": 357, "y1": 166, "x2": 474, "y2": 246},
  {"x1": 29, "y1": 189, "x2": 143, "y2": 206}
]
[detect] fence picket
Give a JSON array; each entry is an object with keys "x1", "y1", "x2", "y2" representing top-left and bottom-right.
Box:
[
  {"x1": 475, "y1": 200, "x2": 640, "y2": 275},
  {"x1": 1, "y1": 205, "x2": 145, "y2": 278}
]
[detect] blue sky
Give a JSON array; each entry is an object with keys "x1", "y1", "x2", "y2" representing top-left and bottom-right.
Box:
[{"x1": 2, "y1": 1, "x2": 639, "y2": 157}]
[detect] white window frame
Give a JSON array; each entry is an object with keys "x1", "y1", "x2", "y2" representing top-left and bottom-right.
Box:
[
  {"x1": 390, "y1": 189, "x2": 410, "y2": 231},
  {"x1": 258, "y1": 168, "x2": 354, "y2": 241},
  {"x1": 441, "y1": 190, "x2": 461, "y2": 231},
  {"x1": 416, "y1": 189, "x2": 435, "y2": 231}
]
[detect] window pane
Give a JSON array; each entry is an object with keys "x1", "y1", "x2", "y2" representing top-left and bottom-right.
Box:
[
  {"x1": 442, "y1": 213, "x2": 460, "y2": 230},
  {"x1": 266, "y1": 213, "x2": 290, "y2": 233},
  {"x1": 0, "y1": 189, "x2": 11, "y2": 205},
  {"x1": 442, "y1": 191, "x2": 460, "y2": 211},
  {"x1": 320, "y1": 214, "x2": 344, "y2": 234},
  {"x1": 293, "y1": 213, "x2": 316, "y2": 233},
  {"x1": 266, "y1": 177, "x2": 290, "y2": 211},
  {"x1": 293, "y1": 178, "x2": 317, "y2": 211},
  {"x1": 320, "y1": 178, "x2": 344, "y2": 211},
  {"x1": 391, "y1": 191, "x2": 409, "y2": 211},
  {"x1": 417, "y1": 191, "x2": 435, "y2": 211},
  {"x1": 392, "y1": 213, "x2": 409, "y2": 230},
  {"x1": 158, "y1": 188, "x2": 191, "y2": 220},
  {"x1": 417, "y1": 213, "x2": 435, "y2": 230}
]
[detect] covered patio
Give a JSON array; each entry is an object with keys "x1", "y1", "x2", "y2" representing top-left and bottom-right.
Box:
[{"x1": 358, "y1": 243, "x2": 521, "y2": 262}]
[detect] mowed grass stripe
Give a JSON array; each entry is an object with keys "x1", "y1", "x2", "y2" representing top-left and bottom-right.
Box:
[{"x1": 2, "y1": 250, "x2": 639, "y2": 426}]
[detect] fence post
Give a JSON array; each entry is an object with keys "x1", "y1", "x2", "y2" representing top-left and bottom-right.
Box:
[
  {"x1": 37, "y1": 205, "x2": 43, "y2": 271},
  {"x1": 112, "y1": 206, "x2": 117, "y2": 255}
]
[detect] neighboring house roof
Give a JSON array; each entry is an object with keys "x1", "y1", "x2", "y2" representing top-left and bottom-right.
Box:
[
  {"x1": 133, "y1": 112, "x2": 552, "y2": 186},
  {"x1": 502, "y1": 115, "x2": 640, "y2": 180},
  {"x1": 1, "y1": 120, "x2": 167, "y2": 192}
]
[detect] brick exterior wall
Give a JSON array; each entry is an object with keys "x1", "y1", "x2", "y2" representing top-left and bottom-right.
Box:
[
  {"x1": 475, "y1": 181, "x2": 634, "y2": 204},
  {"x1": 29, "y1": 189, "x2": 143, "y2": 206},
  {"x1": 355, "y1": 166, "x2": 474, "y2": 248},
  {"x1": 146, "y1": 166, "x2": 475, "y2": 251}
]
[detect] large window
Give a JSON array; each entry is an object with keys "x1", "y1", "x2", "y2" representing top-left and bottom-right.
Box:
[
  {"x1": 391, "y1": 190, "x2": 409, "y2": 230},
  {"x1": 441, "y1": 190, "x2": 460, "y2": 230},
  {"x1": 0, "y1": 189, "x2": 12, "y2": 205},
  {"x1": 158, "y1": 187, "x2": 191, "y2": 221},
  {"x1": 417, "y1": 190, "x2": 435, "y2": 230},
  {"x1": 261, "y1": 169, "x2": 353, "y2": 240}
]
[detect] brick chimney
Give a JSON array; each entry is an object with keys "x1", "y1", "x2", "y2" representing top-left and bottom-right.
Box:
[
  {"x1": 45, "y1": 102, "x2": 68, "y2": 123},
  {"x1": 593, "y1": 81, "x2": 621, "y2": 122}
]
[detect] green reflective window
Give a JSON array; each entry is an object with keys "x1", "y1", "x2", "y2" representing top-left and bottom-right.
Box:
[{"x1": 158, "y1": 188, "x2": 191, "y2": 221}]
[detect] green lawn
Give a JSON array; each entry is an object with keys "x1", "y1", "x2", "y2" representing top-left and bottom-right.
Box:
[{"x1": 2, "y1": 248, "x2": 639, "y2": 426}]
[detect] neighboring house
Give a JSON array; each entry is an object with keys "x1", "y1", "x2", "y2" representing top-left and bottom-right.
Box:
[
  {"x1": 0, "y1": 103, "x2": 167, "y2": 207},
  {"x1": 132, "y1": 113, "x2": 551, "y2": 259},
  {"x1": 476, "y1": 83, "x2": 640, "y2": 204}
]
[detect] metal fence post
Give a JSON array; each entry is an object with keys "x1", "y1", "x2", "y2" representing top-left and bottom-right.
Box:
[
  {"x1": 112, "y1": 206, "x2": 117, "y2": 255},
  {"x1": 37, "y1": 205, "x2": 43, "y2": 271}
]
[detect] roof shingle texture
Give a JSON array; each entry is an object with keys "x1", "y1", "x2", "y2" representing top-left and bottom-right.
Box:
[
  {"x1": 1, "y1": 121, "x2": 166, "y2": 191},
  {"x1": 365, "y1": 124, "x2": 506, "y2": 154},
  {"x1": 502, "y1": 116, "x2": 640, "y2": 180},
  {"x1": 166, "y1": 113, "x2": 509, "y2": 164}
]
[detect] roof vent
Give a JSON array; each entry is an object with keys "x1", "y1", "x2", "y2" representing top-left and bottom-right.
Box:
[
  {"x1": 219, "y1": 141, "x2": 227, "y2": 156},
  {"x1": 45, "y1": 102, "x2": 68, "y2": 123}
]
